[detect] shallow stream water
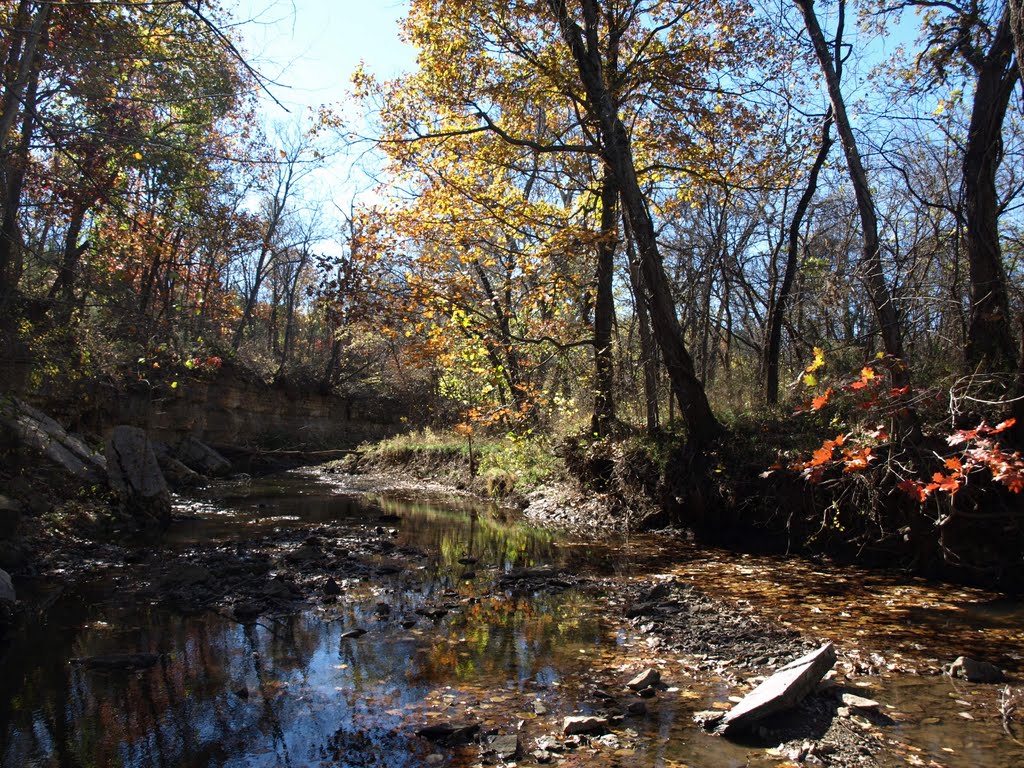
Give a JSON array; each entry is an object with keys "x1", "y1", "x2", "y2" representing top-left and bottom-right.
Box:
[{"x1": 1, "y1": 469, "x2": 1023, "y2": 767}]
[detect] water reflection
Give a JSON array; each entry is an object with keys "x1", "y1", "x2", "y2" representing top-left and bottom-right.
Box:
[
  {"x1": 0, "y1": 482, "x2": 611, "y2": 768},
  {"x1": 3, "y1": 470, "x2": 1024, "y2": 768},
  {"x1": 2, "y1": 588, "x2": 620, "y2": 766}
]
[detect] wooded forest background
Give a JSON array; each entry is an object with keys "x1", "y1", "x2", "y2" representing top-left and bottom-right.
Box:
[{"x1": 1, "y1": 0, "x2": 1023, "y2": 512}]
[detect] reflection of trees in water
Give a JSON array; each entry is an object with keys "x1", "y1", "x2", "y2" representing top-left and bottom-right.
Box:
[
  {"x1": 374, "y1": 495, "x2": 560, "y2": 573},
  {"x1": 0, "y1": 601, "x2": 347, "y2": 767},
  {"x1": 0, "y1": 495, "x2": 598, "y2": 767},
  {"x1": 405, "y1": 591, "x2": 604, "y2": 688}
]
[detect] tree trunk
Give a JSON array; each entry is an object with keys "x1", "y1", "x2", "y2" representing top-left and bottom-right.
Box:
[
  {"x1": 763, "y1": 110, "x2": 834, "y2": 405},
  {"x1": 625, "y1": 222, "x2": 659, "y2": 433},
  {"x1": 1009, "y1": 0, "x2": 1024, "y2": 83},
  {"x1": 0, "y1": 0, "x2": 49, "y2": 300},
  {"x1": 547, "y1": 0, "x2": 720, "y2": 446},
  {"x1": 277, "y1": 247, "x2": 310, "y2": 375},
  {"x1": 962, "y1": 6, "x2": 1018, "y2": 375},
  {"x1": 591, "y1": 165, "x2": 617, "y2": 437},
  {"x1": 47, "y1": 202, "x2": 89, "y2": 313},
  {"x1": 795, "y1": 0, "x2": 918, "y2": 442},
  {"x1": 762, "y1": 4, "x2": 841, "y2": 406}
]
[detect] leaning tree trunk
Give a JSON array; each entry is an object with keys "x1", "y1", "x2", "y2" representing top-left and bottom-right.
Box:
[
  {"x1": 547, "y1": 0, "x2": 720, "y2": 446},
  {"x1": 795, "y1": 0, "x2": 919, "y2": 443}
]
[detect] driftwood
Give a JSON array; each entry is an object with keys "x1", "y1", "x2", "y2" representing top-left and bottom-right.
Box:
[
  {"x1": 209, "y1": 444, "x2": 354, "y2": 462},
  {"x1": 717, "y1": 642, "x2": 836, "y2": 736}
]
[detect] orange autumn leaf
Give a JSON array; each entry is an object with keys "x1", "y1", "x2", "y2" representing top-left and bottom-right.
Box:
[
  {"x1": 897, "y1": 479, "x2": 930, "y2": 503},
  {"x1": 811, "y1": 387, "x2": 834, "y2": 411},
  {"x1": 1002, "y1": 472, "x2": 1024, "y2": 493},
  {"x1": 809, "y1": 443, "x2": 834, "y2": 467},
  {"x1": 842, "y1": 447, "x2": 873, "y2": 471},
  {"x1": 931, "y1": 472, "x2": 962, "y2": 494},
  {"x1": 944, "y1": 456, "x2": 963, "y2": 472}
]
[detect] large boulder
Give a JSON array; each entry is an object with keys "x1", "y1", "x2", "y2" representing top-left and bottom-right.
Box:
[
  {"x1": 176, "y1": 436, "x2": 231, "y2": 477},
  {"x1": 150, "y1": 441, "x2": 205, "y2": 488},
  {"x1": 0, "y1": 397, "x2": 105, "y2": 479},
  {"x1": 105, "y1": 426, "x2": 171, "y2": 525}
]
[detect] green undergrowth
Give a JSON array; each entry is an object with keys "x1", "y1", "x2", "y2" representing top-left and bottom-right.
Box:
[{"x1": 354, "y1": 428, "x2": 563, "y2": 499}]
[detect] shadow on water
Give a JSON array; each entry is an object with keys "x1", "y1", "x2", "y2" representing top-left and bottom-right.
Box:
[{"x1": 2, "y1": 468, "x2": 1024, "y2": 767}]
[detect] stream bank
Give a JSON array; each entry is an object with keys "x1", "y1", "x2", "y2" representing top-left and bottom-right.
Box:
[{"x1": 343, "y1": 426, "x2": 1024, "y2": 592}]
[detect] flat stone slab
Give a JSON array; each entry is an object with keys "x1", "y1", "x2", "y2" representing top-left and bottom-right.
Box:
[
  {"x1": 488, "y1": 734, "x2": 520, "y2": 760},
  {"x1": 1, "y1": 398, "x2": 106, "y2": 479},
  {"x1": 627, "y1": 668, "x2": 661, "y2": 691},
  {"x1": 840, "y1": 692, "x2": 880, "y2": 710},
  {"x1": 718, "y1": 643, "x2": 836, "y2": 736}
]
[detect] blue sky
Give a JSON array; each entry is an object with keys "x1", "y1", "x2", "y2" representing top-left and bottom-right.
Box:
[
  {"x1": 232, "y1": 0, "x2": 416, "y2": 115},
  {"x1": 229, "y1": 0, "x2": 418, "y2": 230}
]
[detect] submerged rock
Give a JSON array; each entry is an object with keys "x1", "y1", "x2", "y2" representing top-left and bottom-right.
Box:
[
  {"x1": 627, "y1": 668, "x2": 661, "y2": 691},
  {"x1": 625, "y1": 699, "x2": 648, "y2": 716},
  {"x1": 948, "y1": 656, "x2": 1005, "y2": 683},
  {"x1": 562, "y1": 715, "x2": 608, "y2": 736},
  {"x1": 840, "y1": 692, "x2": 881, "y2": 711},
  {"x1": 487, "y1": 733, "x2": 520, "y2": 760},
  {"x1": 415, "y1": 721, "x2": 480, "y2": 744}
]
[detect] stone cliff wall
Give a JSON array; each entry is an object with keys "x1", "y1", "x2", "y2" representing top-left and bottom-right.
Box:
[
  {"x1": 91, "y1": 375, "x2": 401, "y2": 448},
  {"x1": 24, "y1": 366, "x2": 405, "y2": 449}
]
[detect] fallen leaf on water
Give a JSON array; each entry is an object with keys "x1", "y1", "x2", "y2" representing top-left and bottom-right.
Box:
[{"x1": 957, "y1": 712, "x2": 974, "y2": 720}]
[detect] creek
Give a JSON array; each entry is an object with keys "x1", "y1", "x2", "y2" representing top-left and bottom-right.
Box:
[{"x1": 1, "y1": 468, "x2": 1022, "y2": 767}]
